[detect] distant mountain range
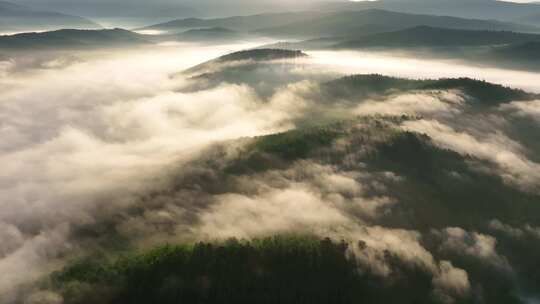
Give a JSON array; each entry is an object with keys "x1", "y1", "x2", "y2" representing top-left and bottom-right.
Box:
[
  {"x1": 0, "y1": 28, "x2": 151, "y2": 50},
  {"x1": 318, "y1": 0, "x2": 540, "y2": 26},
  {"x1": 141, "y1": 9, "x2": 539, "y2": 39},
  {"x1": 0, "y1": 26, "x2": 250, "y2": 51},
  {"x1": 0, "y1": 26, "x2": 251, "y2": 49},
  {"x1": 332, "y1": 26, "x2": 540, "y2": 69},
  {"x1": 16, "y1": 0, "x2": 200, "y2": 20},
  {"x1": 10, "y1": 0, "x2": 540, "y2": 29},
  {"x1": 13, "y1": 0, "x2": 540, "y2": 25},
  {"x1": 267, "y1": 26, "x2": 540, "y2": 50},
  {"x1": 14, "y1": 0, "x2": 309, "y2": 20},
  {"x1": 334, "y1": 26, "x2": 540, "y2": 49},
  {"x1": 138, "y1": 11, "x2": 325, "y2": 34},
  {"x1": 255, "y1": 9, "x2": 539, "y2": 39},
  {"x1": 0, "y1": 1, "x2": 100, "y2": 33},
  {"x1": 4, "y1": 3, "x2": 540, "y2": 71}
]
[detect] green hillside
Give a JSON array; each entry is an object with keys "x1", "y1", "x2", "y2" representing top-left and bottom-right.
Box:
[{"x1": 49, "y1": 116, "x2": 540, "y2": 304}]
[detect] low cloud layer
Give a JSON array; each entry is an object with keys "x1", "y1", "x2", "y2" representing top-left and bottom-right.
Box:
[{"x1": 501, "y1": 100, "x2": 540, "y2": 121}]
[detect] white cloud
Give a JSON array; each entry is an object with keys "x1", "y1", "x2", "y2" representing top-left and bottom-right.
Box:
[
  {"x1": 437, "y1": 227, "x2": 510, "y2": 270},
  {"x1": 195, "y1": 185, "x2": 349, "y2": 239},
  {"x1": 308, "y1": 50, "x2": 540, "y2": 93},
  {"x1": 1, "y1": 41, "x2": 537, "y2": 303},
  {"x1": 501, "y1": 100, "x2": 540, "y2": 122},
  {"x1": 403, "y1": 119, "x2": 540, "y2": 191},
  {"x1": 354, "y1": 91, "x2": 464, "y2": 117},
  {"x1": 433, "y1": 261, "x2": 471, "y2": 303},
  {"x1": 489, "y1": 219, "x2": 540, "y2": 239}
]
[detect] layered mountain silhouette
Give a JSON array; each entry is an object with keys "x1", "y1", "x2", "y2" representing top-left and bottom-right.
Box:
[
  {"x1": 0, "y1": 1, "x2": 100, "y2": 33},
  {"x1": 184, "y1": 48, "x2": 308, "y2": 75},
  {"x1": 334, "y1": 26, "x2": 540, "y2": 48},
  {"x1": 139, "y1": 11, "x2": 324, "y2": 34},
  {"x1": 318, "y1": 0, "x2": 540, "y2": 25},
  {"x1": 0, "y1": 28, "x2": 151, "y2": 50},
  {"x1": 142, "y1": 9, "x2": 537, "y2": 38},
  {"x1": 256, "y1": 9, "x2": 538, "y2": 38}
]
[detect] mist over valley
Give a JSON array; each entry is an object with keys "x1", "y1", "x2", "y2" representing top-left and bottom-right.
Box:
[{"x1": 1, "y1": 1, "x2": 540, "y2": 304}]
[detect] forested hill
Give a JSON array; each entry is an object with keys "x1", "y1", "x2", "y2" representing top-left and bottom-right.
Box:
[
  {"x1": 323, "y1": 74, "x2": 538, "y2": 105},
  {"x1": 49, "y1": 115, "x2": 540, "y2": 304},
  {"x1": 184, "y1": 49, "x2": 308, "y2": 76}
]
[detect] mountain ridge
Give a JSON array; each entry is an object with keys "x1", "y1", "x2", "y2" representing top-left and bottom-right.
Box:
[
  {"x1": 0, "y1": 0, "x2": 101, "y2": 33},
  {"x1": 317, "y1": 0, "x2": 540, "y2": 24},
  {"x1": 140, "y1": 9, "x2": 538, "y2": 39},
  {"x1": 255, "y1": 9, "x2": 539, "y2": 38},
  {"x1": 0, "y1": 28, "x2": 151, "y2": 50},
  {"x1": 334, "y1": 25, "x2": 540, "y2": 48}
]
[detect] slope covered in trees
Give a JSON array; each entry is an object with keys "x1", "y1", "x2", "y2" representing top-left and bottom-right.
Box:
[
  {"x1": 48, "y1": 116, "x2": 540, "y2": 304},
  {"x1": 52, "y1": 236, "x2": 371, "y2": 304},
  {"x1": 183, "y1": 48, "x2": 308, "y2": 82},
  {"x1": 323, "y1": 74, "x2": 538, "y2": 105},
  {"x1": 317, "y1": 0, "x2": 540, "y2": 25},
  {"x1": 335, "y1": 26, "x2": 540, "y2": 49}
]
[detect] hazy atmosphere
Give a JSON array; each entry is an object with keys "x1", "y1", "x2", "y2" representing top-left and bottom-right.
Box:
[{"x1": 1, "y1": 0, "x2": 540, "y2": 304}]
